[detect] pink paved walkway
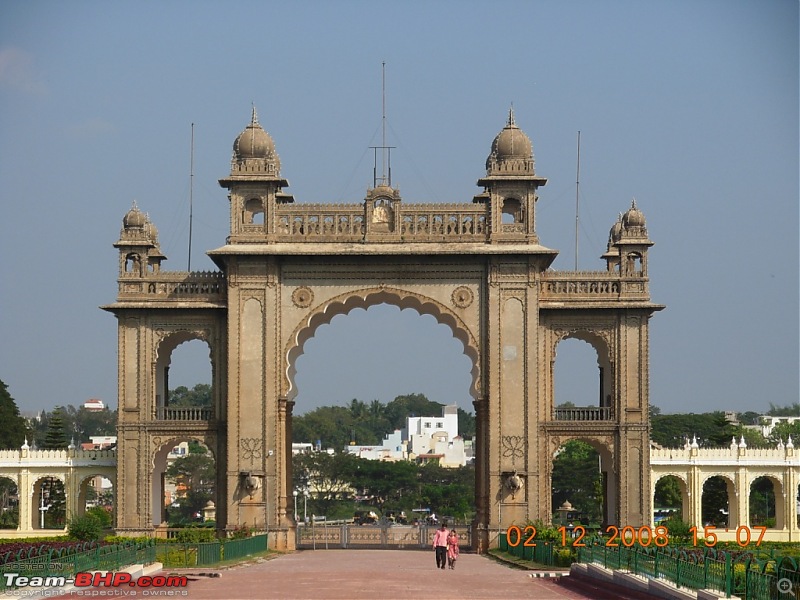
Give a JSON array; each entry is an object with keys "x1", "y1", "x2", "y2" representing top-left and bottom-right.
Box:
[{"x1": 169, "y1": 550, "x2": 591, "y2": 600}]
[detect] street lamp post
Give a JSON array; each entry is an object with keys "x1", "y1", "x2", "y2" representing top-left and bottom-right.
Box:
[
  {"x1": 303, "y1": 489, "x2": 309, "y2": 524},
  {"x1": 293, "y1": 490, "x2": 298, "y2": 523}
]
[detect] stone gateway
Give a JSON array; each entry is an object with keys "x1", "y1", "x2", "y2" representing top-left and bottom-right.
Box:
[{"x1": 103, "y1": 108, "x2": 663, "y2": 550}]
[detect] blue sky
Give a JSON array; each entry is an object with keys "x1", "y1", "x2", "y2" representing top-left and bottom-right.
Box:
[{"x1": 0, "y1": 0, "x2": 797, "y2": 417}]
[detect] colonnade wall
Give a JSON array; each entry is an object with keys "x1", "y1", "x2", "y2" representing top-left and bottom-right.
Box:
[
  {"x1": 651, "y1": 443, "x2": 799, "y2": 542},
  {"x1": 0, "y1": 448, "x2": 116, "y2": 538}
]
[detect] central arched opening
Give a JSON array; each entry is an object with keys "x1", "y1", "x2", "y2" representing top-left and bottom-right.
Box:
[{"x1": 287, "y1": 290, "x2": 478, "y2": 534}]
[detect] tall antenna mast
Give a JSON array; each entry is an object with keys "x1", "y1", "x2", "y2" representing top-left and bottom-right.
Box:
[
  {"x1": 382, "y1": 60, "x2": 387, "y2": 180},
  {"x1": 574, "y1": 130, "x2": 581, "y2": 270},
  {"x1": 370, "y1": 61, "x2": 395, "y2": 187},
  {"x1": 188, "y1": 122, "x2": 194, "y2": 272}
]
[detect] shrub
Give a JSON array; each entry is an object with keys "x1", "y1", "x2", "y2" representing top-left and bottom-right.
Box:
[
  {"x1": 86, "y1": 506, "x2": 112, "y2": 528},
  {"x1": 555, "y1": 548, "x2": 576, "y2": 567},
  {"x1": 174, "y1": 527, "x2": 216, "y2": 543},
  {"x1": 228, "y1": 524, "x2": 252, "y2": 540},
  {"x1": 67, "y1": 513, "x2": 104, "y2": 541}
]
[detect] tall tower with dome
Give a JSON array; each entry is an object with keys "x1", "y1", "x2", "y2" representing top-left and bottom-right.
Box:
[{"x1": 104, "y1": 108, "x2": 662, "y2": 550}]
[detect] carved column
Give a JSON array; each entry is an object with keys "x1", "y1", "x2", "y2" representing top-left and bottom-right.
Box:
[{"x1": 279, "y1": 397, "x2": 295, "y2": 530}]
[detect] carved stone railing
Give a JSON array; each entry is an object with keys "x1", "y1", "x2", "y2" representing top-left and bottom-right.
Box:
[
  {"x1": 540, "y1": 271, "x2": 649, "y2": 302},
  {"x1": 275, "y1": 203, "x2": 365, "y2": 241},
  {"x1": 117, "y1": 272, "x2": 226, "y2": 303},
  {"x1": 398, "y1": 204, "x2": 487, "y2": 240},
  {"x1": 268, "y1": 201, "x2": 490, "y2": 242},
  {"x1": 156, "y1": 406, "x2": 214, "y2": 421},
  {"x1": 553, "y1": 406, "x2": 613, "y2": 421}
]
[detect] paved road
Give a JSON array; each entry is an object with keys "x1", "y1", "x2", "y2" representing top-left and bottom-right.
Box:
[{"x1": 169, "y1": 550, "x2": 593, "y2": 600}]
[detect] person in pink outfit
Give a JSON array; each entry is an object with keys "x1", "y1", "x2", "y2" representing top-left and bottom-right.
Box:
[
  {"x1": 432, "y1": 522, "x2": 449, "y2": 569},
  {"x1": 447, "y1": 529, "x2": 460, "y2": 569}
]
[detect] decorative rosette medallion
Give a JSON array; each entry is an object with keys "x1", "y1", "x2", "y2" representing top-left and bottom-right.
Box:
[
  {"x1": 291, "y1": 286, "x2": 314, "y2": 308},
  {"x1": 451, "y1": 286, "x2": 474, "y2": 309}
]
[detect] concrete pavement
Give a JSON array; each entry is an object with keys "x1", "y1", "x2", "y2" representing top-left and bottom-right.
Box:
[{"x1": 166, "y1": 549, "x2": 590, "y2": 600}]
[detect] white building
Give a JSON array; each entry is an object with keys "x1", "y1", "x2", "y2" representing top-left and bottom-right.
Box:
[
  {"x1": 341, "y1": 404, "x2": 469, "y2": 468},
  {"x1": 753, "y1": 416, "x2": 800, "y2": 438},
  {"x1": 83, "y1": 398, "x2": 105, "y2": 412},
  {"x1": 344, "y1": 430, "x2": 406, "y2": 461}
]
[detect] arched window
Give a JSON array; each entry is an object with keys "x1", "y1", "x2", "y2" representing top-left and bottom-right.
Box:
[
  {"x1": 501, "y1": 198, "x2": 523, "y2": 224},
  {"x1": 243, "y1": 198, "x2": 264, "y2": 225},
  {"x1": 125, "y1": 253, "x2": 141, "y2": 274}
]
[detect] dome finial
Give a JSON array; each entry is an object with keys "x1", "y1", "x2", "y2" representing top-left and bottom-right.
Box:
[
  {"x1": 251, "y1": 103, "x2": 259, "y2": 127},
  {"x1": 507, "y1": 103, "x2": 515, "y2": 127}
]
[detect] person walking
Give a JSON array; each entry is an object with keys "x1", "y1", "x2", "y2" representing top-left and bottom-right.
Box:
[
  {"x1": 432, "y1": 522, "x2": 449, "y2": 569},
  {"x1": 447, "y1": 528, "x2": 460, "y2": 569}
]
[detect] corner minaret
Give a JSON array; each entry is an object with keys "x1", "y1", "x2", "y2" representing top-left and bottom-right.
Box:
[
  {"x1": 113, "y1": 201, "x2": 165, "y2": 277},
  {"x1": 476, "y1": 107, "x2": 548, "y2": 243},
  {"x1": 613, "y1": 200, "x2": 653, "y2": 276},
  {"x1": 218, "y1": 107, "x2": 293, "y2": 242}
]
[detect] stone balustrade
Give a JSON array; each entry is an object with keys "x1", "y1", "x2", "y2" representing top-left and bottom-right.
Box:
[
  {"x1": 553, "y1": 406, "x2": 614, "y2": 421},
  {"x1": 156, "y1": 406, "x2": 214, "y2": 421},
  {"x1": 268, "y1": 202, "x2": 489, "y2": 242},
  {"x1": 540, "y1": 271, "x2": 649, "y2": 301},
  {"x1": 117, "y1": 271, "x2": 225, "y2": 302}
]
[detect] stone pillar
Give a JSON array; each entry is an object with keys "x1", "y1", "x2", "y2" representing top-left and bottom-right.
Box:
[
  {"x1": 19, "y1": 462, "x2": 31, "y2": 535},
  {"x1": 473, "y1": 397, "x2": 489, "y2": 553},
  {"x1": 277, "y1": 397, "x2": 294, "y2": 532},
  {"x1": 689, "y1": 464, "x2": 702, "y2": 530},
  {"x1": 787, "y1": 445, "x2": 798, "y2": 540},
  {"x1": 736, "y1": 466, "x2": 748, "y2": 530}
]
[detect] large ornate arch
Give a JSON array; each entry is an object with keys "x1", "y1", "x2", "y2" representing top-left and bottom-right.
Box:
[{"x1": 282, "y1": 285, "x2": 481, "y2": 401}]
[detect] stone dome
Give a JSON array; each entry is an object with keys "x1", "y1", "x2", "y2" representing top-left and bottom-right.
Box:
[
  {"x1": 233, "y1": 108, "x2": 276, "y2": 160},
  {"x1": 123, "y1": 202, "x2": 146, "y2": 228},
  {"x1": 144, "y1": 219, "x2": 158, "y2": 242},
  {"x1": 485, "y1": 107, "x2": 535, "y2": 176},
  {"x1": 622, "y1": 200, "x2": 646, "y2": 228},
  {"x1": 609, "y1": 214, "x2": 624, "y2": 243},
  {"x1": 491, "y1": 115, "x2": 532, "y2": 159}
]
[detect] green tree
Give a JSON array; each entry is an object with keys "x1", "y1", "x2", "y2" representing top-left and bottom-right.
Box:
[
  {"x1": 732, "y1": 424, "x2": 768, "y2": 448},
  {"x1": 551, "y1": 440, "x2": 602, "y2": 524},
  {"x1": 43, "y1": 407, "x2": 68, "y2": 449},
  {"x1": 417, "y1": 463, "x2": 474, "y2": 519},
  {"x1": 749, "y1": 477, "x2": 776, "y2": 527},
  {"x1": 293, "y1": 405, "x2": 379, "y2": 449},
  {"x1": 768, "y1": 403, "x2": 800, "y2": 417},
  {"x1": 344, "y1": 457, "x2": 418, "y2": 514},
  {"x1": 293, "y1": 451, "x2": 361, "y2": 517},
  {"x1": 654, "y1": 476, "x2": 683, "y2": 509},
  {"x1": 0, "y1": 477, "x2": 18, "y2": 529},
  {"x1": 165, "y1": 442, "x2": 215, "y2": 523},
  {"x1": 650, "y1": 412, "x2": 736, "y2": 448},
  {"x1": 768, "y1": 420, "x2": 800, "y2": 445},
  {"x1": 41, "y1": 477, "x2": 66, "y2": 528},
  {"x1": 169, "y1": 384, "x2": 211, "y2": 408},
  {"x1": 60, "y1": 404, "x2": 118, "y2": 443},
  {"x1": 701, "y1": 476, "x2": 729, "y2": 526},
  {"x1": 385, "y1": 394, "x2": 440, "y2": 429},
  {"x1": 0, "y1": 380, "x2": 29, "y2": 449}
]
